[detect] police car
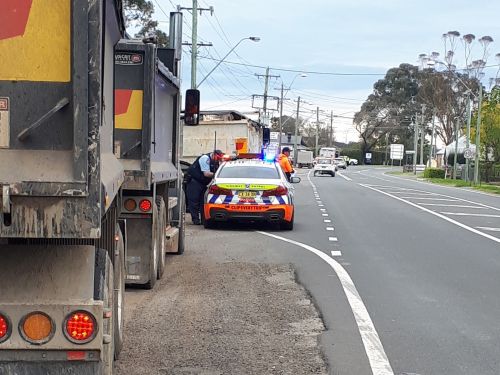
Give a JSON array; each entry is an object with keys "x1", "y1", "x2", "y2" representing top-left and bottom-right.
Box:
[{"x1": 203, "y1": 158, "x2": 300, "y2": 230}]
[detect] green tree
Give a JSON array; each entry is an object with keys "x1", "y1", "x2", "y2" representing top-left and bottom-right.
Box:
[
  {"x1": 123, "y1": 0, "x2": 168, "y2": 46},
  {"x1": 472, "y1": 86, "x2": 500, "y2": 162},
  {"x1": 354, "y1": 64, "x2": 421, "y2": 161}
]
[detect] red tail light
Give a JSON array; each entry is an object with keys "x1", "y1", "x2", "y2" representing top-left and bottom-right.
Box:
[
  {"x1": 0, "y1": 313, "x2": 10, "y2": 343},
  {"x1": 139, "y1": 199, "x2": 152, "y2": 212},
  {"x1": 64, "y1": 311, "x2": 97, "y2": 344},
  {"x1": 208, "y1": 185, "x2": 232, "y2": 195},
  {"x1": 262, "y1": 185, "x2": 288, "y2": 197}
]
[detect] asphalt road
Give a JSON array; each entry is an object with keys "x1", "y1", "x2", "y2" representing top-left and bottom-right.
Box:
[
  {"x1": 122, "y1": 165, "x2": 500, "y2": 375},
  {"x1": 294, "y1": 165, "x2": 500, "y2": 375}
]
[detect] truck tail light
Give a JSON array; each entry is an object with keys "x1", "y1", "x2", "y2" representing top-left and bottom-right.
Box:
[
  {"x1": 139, "y1": 199, "x2": 152, "y2": 212},
  {"x1": 64, "y1": 311, "x2": 97, "y2": 344},
  {"x1": 262, "y1": 185, "x2": 288, "y2": 197},
  {"x1": 124, "y1": 198, "x2": 137, "y2": 211},
  {"x1": 0, "y1": 313, "x2": 10, "y2": 343},
  {"x1": 20, "y1": 312, "x2": 54, "y2": 344}
]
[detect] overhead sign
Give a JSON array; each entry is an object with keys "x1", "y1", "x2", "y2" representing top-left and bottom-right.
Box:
[{"x1": 390, "y1": 144, "x2": 404, "y2": 160}]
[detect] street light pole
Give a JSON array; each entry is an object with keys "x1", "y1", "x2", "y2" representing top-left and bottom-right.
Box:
[
  {"x1": 293, "y1": 96, "x2": 301, "y2": 163},
  {"x1": 197, "y1": 36, "x2": 260, "y2": 88},
  {"x1": 474, "y1": 84, "x2": 483, "y2": 184},
  {"x1": 315, "y1": 107, "x2": 319, "y2": 156},
  {"x1": 464, "y1": 96, "x2": 472, "y2": 182},
  {"x1": 190, "y1": 0, "x2": 198, "y2": 89},
  {"x1": 453, "y1": 117, "x2": 460, "y2": 179},
  {"x1": 278, "y1": 83, "x2": 284, "y2": 151}
]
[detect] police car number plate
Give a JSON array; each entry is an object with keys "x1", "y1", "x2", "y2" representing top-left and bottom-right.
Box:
[{"x1": 238, "y1": 191, "x2": 256, "y2": 198}]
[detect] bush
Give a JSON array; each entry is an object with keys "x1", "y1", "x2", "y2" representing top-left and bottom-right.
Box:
[{"x1": 423, "y1": 168, "x2": 445, "y2": 178}]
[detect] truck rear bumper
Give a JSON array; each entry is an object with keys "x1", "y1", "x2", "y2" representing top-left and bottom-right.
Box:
[{"x1": 0, "y1": 360, "x2": 100, "y2": 375}]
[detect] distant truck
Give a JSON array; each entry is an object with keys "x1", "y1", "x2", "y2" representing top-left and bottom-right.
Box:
[
  {"x1": 297, "y1": 150, "x2": 314, "y2": 168},
  {"x1": 319, "y1": 147, "x2": 337, "y2": 158}
]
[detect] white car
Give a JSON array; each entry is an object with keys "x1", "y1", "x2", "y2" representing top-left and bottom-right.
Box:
[
  {"x1": 313, "y1": 158, "x2": 336, "y2": 177},
  {"x1": 334, "y1": 157, "x2": 347, "y2": 169},
  {"x1": 349, "y1": 158, "x2": 358, "y2": 165},
  {"x1": 203, "y1": 159, "x2": 300, "y2": 230}
]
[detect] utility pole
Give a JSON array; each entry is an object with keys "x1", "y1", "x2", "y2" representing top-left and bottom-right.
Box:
[
  {"x1": 413, "y1": 119, "x2": 418, "y2": 175},
  {"x1": 464, "y1": 96, "x2": 472, "y2": 182},
  {"x1": 315, "y1": 107, "x2": 319, "y2": 156},
  {"x1": 255, "y1": 69, "x2": 279, "y2": 125},
  {"x1": 429, "y1": 110, "x2": 436, "y2": 167},
  {"x1": 329, "y1": 110, "x2": 333, "y2": 147},
  {"x1": 453, "y1": 117, "x2": 460, "y2": 179},
  {"x1": 293, "y1": 97, "x2": 301, "y2": 163},
  {"x1": 420, "y1": 105, "x2": 426, "y2": 165},
  {"x1": 178, "y1": 1, "x2": 213, "y2": 89},
  {"x1": 278, "y1": 83, "x2": 284, "y2": 151},
  {"x1": 474, "y1": 85, "x2": 483, "y2": 184}
]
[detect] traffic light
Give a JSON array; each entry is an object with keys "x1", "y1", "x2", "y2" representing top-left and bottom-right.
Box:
[{"x1": 184, "y1": 89, "x2": 200, "y2": 125}]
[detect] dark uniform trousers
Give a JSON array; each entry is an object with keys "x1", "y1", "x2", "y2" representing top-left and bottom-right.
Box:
[{"x1": 186, "y1": 178, "x2": 206, "y2": 224}]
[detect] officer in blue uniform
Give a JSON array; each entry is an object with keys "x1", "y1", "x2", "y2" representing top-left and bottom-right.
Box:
[{"x1": 185, "y1": 150, "x2": 224, "y2": 225}]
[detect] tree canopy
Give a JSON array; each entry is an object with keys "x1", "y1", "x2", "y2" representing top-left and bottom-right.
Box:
[{"x1": 123, "y1": 0, "x2": 168, "y2": 46}]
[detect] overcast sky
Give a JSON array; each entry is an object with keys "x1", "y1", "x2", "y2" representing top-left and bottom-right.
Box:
[{"x1": 147, "y1": 0, "x2": 500, "y2": 142}]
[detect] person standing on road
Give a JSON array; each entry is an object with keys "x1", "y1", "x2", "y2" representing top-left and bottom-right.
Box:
[
  {"x1": 278, "y1": 147, "x2": 294, "y2": 182},
  {"x1": 185, "y1": 150, "x2": 224, "y2": 225}
]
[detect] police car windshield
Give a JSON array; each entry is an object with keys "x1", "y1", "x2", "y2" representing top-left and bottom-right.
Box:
[{"x1": 218, "y1": 165, "x2": 280, "y2": 179}]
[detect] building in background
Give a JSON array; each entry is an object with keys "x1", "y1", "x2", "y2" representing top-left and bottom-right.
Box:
[{"x1": 182, "y1": 111, "x2": 264, "y2": 162}]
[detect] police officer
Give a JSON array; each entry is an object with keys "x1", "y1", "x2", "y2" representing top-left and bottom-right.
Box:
[
  {"x1": 278, "y1": 147, "x2": 294, "y2": 181},
  {"x1": 185, "y1": 150, "x2": 224, "y2": 225}
]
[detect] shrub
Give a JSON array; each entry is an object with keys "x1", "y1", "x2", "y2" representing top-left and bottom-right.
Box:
[{"x1": 423, "y1": 168, "x2": 445, "y2": 179}]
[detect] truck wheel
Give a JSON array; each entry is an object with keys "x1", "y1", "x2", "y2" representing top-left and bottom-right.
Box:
[
  {"x1": 280, "y1": 212, "x2": 294, "y2": 230},
  {"x1": 331, "y1": 172, "x2": 335, "y2": 177},
  {"x1": 113, "y1": 226, "x2": 125, "y2": 360},
  {"x1": 155, "y1": 197, "x2": 166, "y2": 278},
  {"x1": 144, "y1": 204, "x2": 159, "y2": 289}
]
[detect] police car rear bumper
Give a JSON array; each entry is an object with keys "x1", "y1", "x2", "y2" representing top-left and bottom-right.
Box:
[{"x1": 204, "y1": 204, "x2": 293, "y2": 222}]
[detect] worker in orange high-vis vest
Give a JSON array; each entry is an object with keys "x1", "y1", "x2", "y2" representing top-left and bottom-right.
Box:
[{"x1": 278, "y1": 147, "x2": 294, "y2": 181}]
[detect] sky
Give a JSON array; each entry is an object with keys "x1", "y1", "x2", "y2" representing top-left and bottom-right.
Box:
[{"x1": 143, "y1": 0, "x2": 500, "y2": 143}]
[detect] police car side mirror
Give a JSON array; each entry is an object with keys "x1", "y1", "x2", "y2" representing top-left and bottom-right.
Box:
[{"x1": 290, "y1": 176, "x2": 301, "y2": 184}]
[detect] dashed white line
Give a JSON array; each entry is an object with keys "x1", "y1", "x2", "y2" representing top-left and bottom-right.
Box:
[
  {"x1": 318, "y1": 204, "x2": 325, "y2": 207},
  {"x1": 324, "y1": 219, "x2": 332, "y2": 223},
  {"x1": 322, "y1": 213, "x2": 329, "y2": 217},
  {"x1": 329, "y1": 237, "x2": 338, "y2": 241},
  {"x1": 326, "y1": 227, "x2": 335, "y2": 231},
  {"x1": 320, "y1": 208, "x2": 327, "y2": 212},
  {"x1": 256, "y1": 231, "x2": 394, "y2": 375},
  {"x1": 331, "y1": 250, "x2": 342, "y2": 257}
]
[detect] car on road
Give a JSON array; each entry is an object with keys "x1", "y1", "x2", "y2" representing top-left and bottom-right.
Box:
[
  {"x1": 313, "y1": 157, "x2": 336, "y2": 177},
  {"x1": 203, "y1": 158, "x2": 300, "y2": 230},
  {"x1": 349, "y1": 158, "x2": 358, "y2": 165},
  {"x1": 334, "y1": 157, "x2": 347, "y2": 169}
]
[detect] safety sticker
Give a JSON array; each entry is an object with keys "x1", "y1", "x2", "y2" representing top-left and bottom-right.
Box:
[
  {"x1": 0, "y1": 98, "x2": 9, "y2": 148},
  {"x1": 217, "y1": 183, "x2": 277, "y2": 190}
]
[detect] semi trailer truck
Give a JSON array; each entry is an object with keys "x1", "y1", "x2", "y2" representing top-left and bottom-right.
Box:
[{"x1": 0, "y1": 1, "x2": 185, "y2": 373}]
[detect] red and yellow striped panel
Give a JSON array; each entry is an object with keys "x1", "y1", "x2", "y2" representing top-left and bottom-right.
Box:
[
  {"x1": 0, "y1": 0, "x2": 70, "y2": 82},
  {"x1": 115, "y1": 89, "x2": 144, "y2": 130}
]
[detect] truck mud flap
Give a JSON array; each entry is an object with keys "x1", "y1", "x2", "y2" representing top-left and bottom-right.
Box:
[{"x1": 0, "y1": 362, "x2": 100, "y2": 375}]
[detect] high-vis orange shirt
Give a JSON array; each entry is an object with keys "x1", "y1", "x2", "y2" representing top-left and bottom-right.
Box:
[{"x1": 278, "y1": 154, "x2": 293, "y2": 173}]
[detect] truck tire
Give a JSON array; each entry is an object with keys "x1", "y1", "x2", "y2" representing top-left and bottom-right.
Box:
[
  {"x1": 155, "y1": 197, "x2": 166, "y2": 278},
  {"x1": 113, "y1": 226, "x2": 125, "y2": 360},
  {"x1": 144, "y1": 204, "x2": 159, "y2": 289}
]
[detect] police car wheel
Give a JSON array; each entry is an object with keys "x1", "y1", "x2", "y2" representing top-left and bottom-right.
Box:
[{"x1": 280, "y1": 213, "x2": 294, "y2": 230}]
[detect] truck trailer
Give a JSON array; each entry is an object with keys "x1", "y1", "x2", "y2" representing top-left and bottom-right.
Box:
[{"x1": 0, "y1": 1, "x2": 185, "y2": 373}]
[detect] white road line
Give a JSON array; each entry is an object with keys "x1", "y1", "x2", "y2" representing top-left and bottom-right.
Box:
[
  {"x1": 440, "y1": 212, "x2": 500, "y2": 218},
  {"x1": 256, "y1": 231, "x2": 394, "y2": 375},
  {"x1": 322, "y1": 213, "x2": 329, "y2": 217},
  {"x1": 326, "y1": 227, "x2": 335, "y2": 231},
  {"x1": 419, "y1": 203, "x2": 487, "y2": 209},
  {"x1": 360, "y1": 184, "x2": 500, "y2": 244},
  {"x1": 331, "y1": 250, "x2": 342, "y2": 257},
  {"x1": 476, "y1": 227, "x2": 500, "y2": 232},
  {"x1": 318, "y1": 204, "x2": 325, "y2": 207},
  {"x1": 320, "y1": 208, "x2": 327, "y2": 212},
  {"x1": 329, "y1": 237, "x2": 338, "y2": 241},
  {"x1": 337, "y1": 172, "x2": 352, "y2": 181},
  {"x1": 324, "y1": 219, "x2": 332, "y2": 223},
  {"x1": 399, "y1": 197, "x2": 459, "y2": 201}
]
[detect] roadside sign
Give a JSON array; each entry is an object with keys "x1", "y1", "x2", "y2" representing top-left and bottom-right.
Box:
[
  {"x1": 0, "y1": 97, "x2": 9, "y2": 148},
  {"x1": 270, "y1": 131, "x2": 279, "y2": 140},
  {"x1": 365, "y1": 152, "x2": 372, "y2": 159},
  {"x1": 390, "y1": 144, "x2": 404, "y2": 160},
  {"x1": 405, "y1": 150, "x2": 415, "y2": 154},
  {"x1": 464, "y1": 148, "x2": 474, "y2": 159}
]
